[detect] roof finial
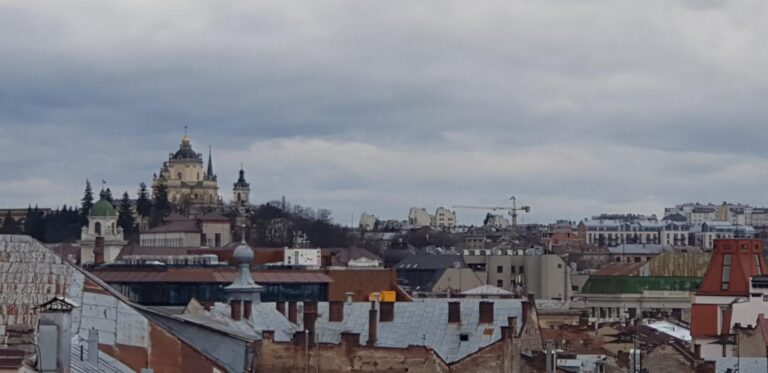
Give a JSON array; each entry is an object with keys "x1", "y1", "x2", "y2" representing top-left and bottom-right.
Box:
[{"x1": 240, "y1": 224, "x2": 247, "y2": 244}]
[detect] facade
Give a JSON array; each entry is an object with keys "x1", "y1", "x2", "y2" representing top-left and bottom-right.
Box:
[
  {"x1": 463, "y1": 252, "x2": 572, "y2": 300},
  {"x1": 578, "y1": 276, "x2": 700, "y2": 322},
  {"x1": 408, "y1": 207, "x2": 433, "y2": 227},
  {"x1": 434, "y1": 207, "x2": 457, "y2": 229},
  {"x1": 407, "y1": 207, "x2": 457, "y2": 230},
  {"x1": 359, "y1": 213, "x2": 378, "y2": 231},
  {"x1": 139, "y1": 214, "x2": 232, "y2": 248},
  {"x1": 690, "y1": 238, "x2": 768, "y2": 360},
  {"x1": 152, "y1": 130, "x2": 220, "y2": 207},
  {"x1": 77, "y1": 190, "x2": 126, "y2": 264},
  {"x1": 690, "y1": 221, "x2": 756, "y2": 250},
  {"x1": 232, "y1": 166, "x2": 250, "y2": 206}
]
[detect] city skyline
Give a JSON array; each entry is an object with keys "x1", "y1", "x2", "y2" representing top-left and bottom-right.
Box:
[{"x1": 3, "y1": 1, "x2": 768, "y2": 224}]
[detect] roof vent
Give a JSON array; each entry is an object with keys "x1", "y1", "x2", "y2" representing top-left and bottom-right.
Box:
[{"x1": 459, "y1": 332, "x2": 469, "y2": 342}]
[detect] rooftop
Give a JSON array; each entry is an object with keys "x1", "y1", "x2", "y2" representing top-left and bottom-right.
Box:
[{"x1": 581, "y1": 276, "x2": 701, "y2": 294}]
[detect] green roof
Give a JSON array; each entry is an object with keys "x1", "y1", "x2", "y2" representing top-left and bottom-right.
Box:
[
  {"x1": 91, "y1": 198, "x2": 117, "y2": 217},
  {"x1": 581, "y1": 276, "x2": 701, "y2": 294}
]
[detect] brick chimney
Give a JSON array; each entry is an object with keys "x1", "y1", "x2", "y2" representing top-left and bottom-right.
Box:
[
  {"x1": 329, "y1": 301, "x2": 344, "y2": 322},
  {"x1": 288, "y1": 301, "x2": 298, "y2": 323},
  {"x1": 243, "y1": 300, "x2": 252, "y2": 320},
  {"x1": 94, "y1": 236, "x2": 105, "y2": 265},
  {"x1": 231, "y1": 300, "x2": 242, "y2": 321},
  {"x1": 479, "y1": 301, "x2": 494, "y2": 324},
  {"x1": 367, "y1": 302, "x2": 378, "y2": 346},
  {"x1": 448, "y1": 301, "x2": 461, "y2": 324},
  {"x1": 303, "y1": 301, "x2": 318, "y2": 335},
  {"x1": 276, "y1": 301, "x2": 285, "y2": 316},
  {"x1": 379, "y1": 302, "x2": 394, "y2": 322}
]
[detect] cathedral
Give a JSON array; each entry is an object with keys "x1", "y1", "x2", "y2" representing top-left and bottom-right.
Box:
[{"x1": 152, "y1": 129, "x2": 251, "y2": 209}]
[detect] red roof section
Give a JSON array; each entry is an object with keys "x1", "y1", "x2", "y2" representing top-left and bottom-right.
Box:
[{"x1": 696, "y1": 239, "x2": 766, "y2": 297}]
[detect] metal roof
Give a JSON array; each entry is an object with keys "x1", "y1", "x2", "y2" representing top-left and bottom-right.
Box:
[
  {"x1": 313, "y1": 299, "x2": 523, "y2": 364},
  {"x1": 90, "y1": 268, "x2": 333, "y2": 284}
]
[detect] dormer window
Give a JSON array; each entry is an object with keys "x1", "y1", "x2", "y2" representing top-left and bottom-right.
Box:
[{"x1": 722, "y1": 254, "x2": 732, "y2": 290}]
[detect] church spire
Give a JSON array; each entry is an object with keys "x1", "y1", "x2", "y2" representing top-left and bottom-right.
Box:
[{"x1": 207, "y1": 146, "x2": 215, "y2": 180}]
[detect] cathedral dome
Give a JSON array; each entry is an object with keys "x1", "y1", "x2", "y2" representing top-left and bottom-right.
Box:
[{"x1": 91, "y1": 198, "x2": 117, "y2": 217}]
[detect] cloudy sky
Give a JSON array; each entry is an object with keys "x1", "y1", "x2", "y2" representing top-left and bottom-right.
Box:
[{"x1": 2, "y1": 0, "x2": 768, "y2": 225}]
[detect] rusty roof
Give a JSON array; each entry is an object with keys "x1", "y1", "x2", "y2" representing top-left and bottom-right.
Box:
[{"x1": 89, "y1": 267, "x2": 332, "y2": 284}]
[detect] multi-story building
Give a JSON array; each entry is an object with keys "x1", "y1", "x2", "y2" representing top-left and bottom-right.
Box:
[
  {"x1": 463, "y1": 251, "x2": 572, "y2": 300},
  {"x1": 359, "y1": 213, "x2": 378, "y2": 231},
  {"x1": 407, "y1": 207, "x2": 457, "y2": 230},
  {"x1": 690, "y1": 221, "x2": 756, "y2": 250},
  {"x1": 434, "y1": 207, "x2": 457, "y2": 229},
  {"x1": 579, "y1": 215, "x2": 663, "y2": 247}
]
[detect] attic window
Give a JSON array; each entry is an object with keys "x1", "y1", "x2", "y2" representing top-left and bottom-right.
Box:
[
  {"x1": 459, "y1": 333, "x2": 469, "y2": 342},
  {"x1": 722, "y1": 254, "x2": 732, "y2": 290}
]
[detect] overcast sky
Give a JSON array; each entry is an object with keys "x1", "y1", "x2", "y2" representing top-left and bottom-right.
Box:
[{"x1": 2, "y1": 0, "x2": 768, "y2": 225}]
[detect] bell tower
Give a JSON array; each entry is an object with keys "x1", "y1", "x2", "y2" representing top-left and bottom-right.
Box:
[{"x1": 233, "y1": 165, "x2": 250, "y2": 206}]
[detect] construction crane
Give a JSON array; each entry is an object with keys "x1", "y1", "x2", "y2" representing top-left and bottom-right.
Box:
[{"x1": 453, "y1": 196, "x2": 531, "y2": 227}]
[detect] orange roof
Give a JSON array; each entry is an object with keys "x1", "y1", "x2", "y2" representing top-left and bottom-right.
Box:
[{"x1": 697, "y1": 239, "x2": 766, "y2": 297}]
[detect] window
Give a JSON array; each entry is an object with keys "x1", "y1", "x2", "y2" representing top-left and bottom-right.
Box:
[
  {"x1": 571, "y1": 285, "x2": 579, "y2": 291},
  {"x1": 722, "y1": 254, "x2": 732, "y2": 290},
  {"x1": 634, "y1": 257, "x2": 641, "y2": 263},
  {"x1": 94, "y1": 222, "x2": 101, "y2": 235},
  {"x1": 519, "y1": 266, "x2": 524, "y2": 274},
  {"x1": 510, "y1": 266, "x2": 516, "y2": 274},
  {"x1": 615, "y1": 257, "x2": 621, "y2": 262},
  {"x1": 496, "y1": 265, "x2": 503, "y2": 273},
  {"x1": 497, "y1": 279, "x2": 504, "y2": 287},
  {"x1": 557, "y1": 263, "x2": 563, "y2": 269}
]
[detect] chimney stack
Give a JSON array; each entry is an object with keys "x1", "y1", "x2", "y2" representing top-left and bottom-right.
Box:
[
  {"x1": 243, "y1": 300, "x2": 252, "y2": 320},
  {"x1": 37, "y1": 297, "x2": 75, "y2": 373},
  {"x1": 367, "y1": 302, "x2": 378, "y2": 346},
  {"x1": 448, "y1": 301, "x2": 461, "y2": 324},
  {"x1": 94, "y1": 236, "x2": 105, "y2": 265},
  {"x1": 379, "y1": 302, "x2": 394, "y2": 322},
  {"x1": 329, "y1": 301, "x2": 344, "y2": 322},
  {"x1": 303, "y1": 301, "x2": 318, "y2": 335},
  {"x1": 87, "y1": 328, "x2": 99, "y2": 366},
  {"x1": 479, "y1": 301, "x2": 494, "y2": 324},
  {"x1": 231, "y1": 300, "x2": 242, "y2": 321},
  {"x1": 346, "y1": 292, "x2": 355, "y2": 304},
  {"x1": 276, "y1": 301, "x2": 285, "y2": 315},
  {"x1": 288, "y1": 301, "x2": 298, "y2": 323}
]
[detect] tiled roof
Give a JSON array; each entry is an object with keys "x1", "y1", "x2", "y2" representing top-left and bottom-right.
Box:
[{"x1": 581, "y1": 276, "x2": 701, "y2": 294}]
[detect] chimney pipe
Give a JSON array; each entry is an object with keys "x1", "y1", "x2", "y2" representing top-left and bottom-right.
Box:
[
  {"x1": 379, "y1": 302, "x2": 394, "y2": 322},
  {"x1": 231, "y1": 300, "x2": 242, "y2": 321},
  {"x1": 329, "y1": 301, "x2": 344, "y2": 322},
  {"x1": 87, "y1": 328, "x2": 99, "y2": 366},
  {"x1": 288, "y1": 301, "x2": 297, "y2": 323},
  {"x1": 276, "y1": 301, "x2": 285, "y2": 315},
  {"x1": 94, "y1": 236, "x2": 105, "y2": 265},
  {"x1": 243, "y1": 300, "x2": 252, "y2": 320},
  {"x1": 448, "y1": 301, "x2": 461, "y2": 324},
  {"x1": 346, "y1": 292, "x2": 355, "y2": 304},
  {"x1": 367, "y1": 301, "x2": 378, "y2": 346},
  {"x1": 479, "y1": 301, "x2": 494, "y2": 324}
]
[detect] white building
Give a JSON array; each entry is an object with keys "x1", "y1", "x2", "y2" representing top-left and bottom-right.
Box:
[
  {"x1": 78, "y1": 191, "x2": 127, "y2": 264},
  {"x1": 359, "y1": 213, "x2": 378, "y2": 231},
  {"x1": 408, "y1": 207, "x2": 433, "y2": 227},
  {"x1": 434, "y1": 207, "x2": 456, "y2": 229}
]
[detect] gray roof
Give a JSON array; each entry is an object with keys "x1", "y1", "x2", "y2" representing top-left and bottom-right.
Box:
[
  {"x1": 395, "y1": 254, "x2": 465, "y2": 270},
  {"x1": 313, "y1": 299, "x2": 523, "y2": 364},
  {"x1": 71, "y1": 338, "x2": 135, "y2": 373},
  {"x1": 176, "y1": 302, "x2": 296, "y2": 342},
  {"x1": 715, "y1": 357, "x2": 767, "y2": 373},
  {"x1": 461, "y1": 284, "x2": 513, "y2": 296},
  {"x1": 607, "y1": 244, "x2": 664, "y2": 255}
]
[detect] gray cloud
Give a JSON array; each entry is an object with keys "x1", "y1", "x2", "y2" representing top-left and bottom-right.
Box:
[{"x1": 1, "y1": 0, "x2": 768, "y2": 224}]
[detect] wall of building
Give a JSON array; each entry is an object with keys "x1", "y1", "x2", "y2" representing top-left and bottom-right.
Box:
[
  {"x1": 465, "y1": 255, "x2": 571, "y2": 300},
  {"x1": 201, "y1": 222, "x2": 231, "y2": 247},
  {"x1": 431, "y1": 268, "x2": 483, "y2": 295},
  {"x1": 140, "y1": 232, "x2": 200, "y2": 247}
]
